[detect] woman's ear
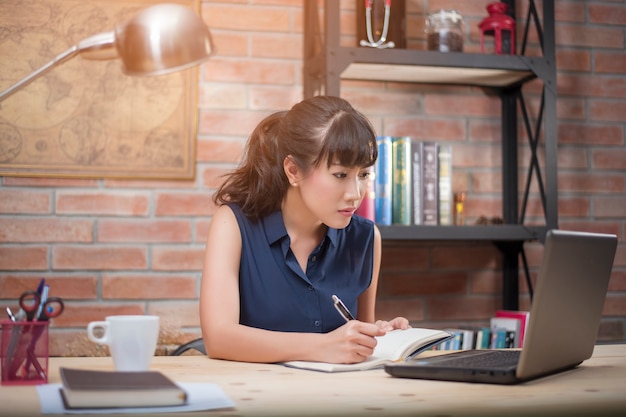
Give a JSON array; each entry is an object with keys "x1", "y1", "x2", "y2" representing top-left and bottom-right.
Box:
[{"x1": 283, "y1": 155, "x2": 301, "y2": 186}]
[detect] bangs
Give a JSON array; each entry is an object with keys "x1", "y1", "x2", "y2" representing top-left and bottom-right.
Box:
[{"x1": 315, "y1": 110, "x2": 378, "y2": 168}]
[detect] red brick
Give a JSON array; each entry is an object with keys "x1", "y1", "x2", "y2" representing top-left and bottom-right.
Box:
[
  {"x1": 201, "y1": 166, "x2": 234, "y2": 190},
  {"x1": 56, "y1": 192, "x2": 150, "y2": 216},
  {"x1": 195, "y1": 219, "x2": 211, "y2": 244},
  {"x1": 198, "y1": 109, "x2": 270, "y2": 136},
  {"x1": 432, "y1": 244, "x2": 500, "y2": 270},
  {"x1": 593, "y1": 150, "x2": 626, "y2": 171},
  {"x1": 248, "y1": 86, "x2": 304, "y2": 111},
  {"x1": 428, "y1": 296, "x2": 502, "y2": 321},
  {"x1": 53, "y1": 303, "x2": 147, "y2": 328},
  {"x1": 202, "y1": 59, "x2": 296, "y2": 84},
  {"x1": 589, "y1": 4, "x2": 626, "y2": 26},
  {"x1": 52, "y1": 246, "x2": 147, "y2": 270},
  {"x1": 2, "y1": 177, "x2": 98, "y2": 188},
  {"x1": 380, "y1": 272, "x2": 468, "y2": 296},
  {"x1": 384, "y1": 118, "x2": 466, "y2": 141},
  {"x1": 104, "y1": 179, "x2": 196, "y2": 190},
  {"x1": 208, "y1": 32, "x2": 248, "y2": 57},
  {"x1": 197, "y1": 138, "x2": 245, "y2": 164},
  {"x1": 424, "y1": 94, "x2": 500, "y2": 117},
  {"x1": 589, "y1": 100, "x2": 626, "y2": 123},
  {"x1": 558, "y1": 173, "x2": 625, "y2": 193},
  {"x1": 380, "y1": 243, "x2": 430, "y2": 271},
  {"x1": 155, "y1": 193, "x2": 216, "y2": 216},
  {"x1": 251, "y1": 33, "x2": 302, "y2": 59},
  {"x1": 0, "y1": 190, "x2": 51, "y2": 214},
  {"x1": 558, "y1": 74, "x2": 626, "y2": 99},
  {"x1": 558, "y1": 197, "x2": 590, "y2": 217},
  {"x1": 452, "y1": 144, "x2": 501, "y2": 168},
  {"x1": 558, "y1": 147, "x2": 589, "y2": 169},
  {"x1": 555, "y1": 1, "x2": 586, "y2": 23},
  {"x1": 342, "y1": 91, "x2": 422, "y2": 115},
  {"x1": 151, "y1": 246, "x2": 205, "y2": 271},
  {"x1": 595, "y1": 52, "x2": 626, "y2": 75},
  {"x1": 604, "y1": 294, "x2": 626, "y2": 316},
  {"x1": 203, "y1": 4, "x2": 291, "y2": 32},
  {"x1": 468, "y1": 120, "x2": 500, "y2": 143},
  {"x1": 0, "y1": 246, "x2": 48, "y2": 270},
  {"x1": 558, "y1": 123, "x2": 623, "y2": 146},
  {"x1": 556, "y1": 49, "x2": 591, "y2": 72},
  {"x1": 98, "y1": 219, "x2": 192, "y2": 243},
  {"x1": 594, "y1": 196, "x2": 626, "y2": 218},
  {"x1": 0, "y1": 218, "x2": 93, "y2": 242},
  {"x1": 556, "y1": 24, "x2": 623, "y2": 49},
  {"x1": 149, "y1": 301, "x2": 201, "y2": 327},
  {"x1": 102, "y1": 274, "x2": 198, "y2": 299},
  {"x1": 608, "y1": 270, "x2": 626, "y2": 292},
  {"x1": 464, "y1": 197, "x2": 503, "y2": 221},
  {"x1": 0, "y1": 274, "x2": 99, "y2": 300},
  {"x1": 557, "y1": 97, "x2": 586, "y2": 120},
  {"x1": 469, "y1": 270, "x2": 502, "y2": 295},
  {"x1": 375, "y1": 297, "x2": 425, "y2": 322}
]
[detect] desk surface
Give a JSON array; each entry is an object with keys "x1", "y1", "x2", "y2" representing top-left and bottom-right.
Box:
[{"x1": 2, "y1": 344, "x2": 625, "y2": 417}]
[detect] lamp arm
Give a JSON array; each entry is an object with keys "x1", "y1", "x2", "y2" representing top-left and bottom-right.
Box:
[{"x1": 0, "y1": 32, "x2": 116, "y2": 103}]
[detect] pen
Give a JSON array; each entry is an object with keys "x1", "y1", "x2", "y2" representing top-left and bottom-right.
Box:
[
  {"x1": 332, "y1": 294, "x2": 355, "y2": 322},
  {"x1": 6, "y1": 306, "x2": 16, "y2": 322}
]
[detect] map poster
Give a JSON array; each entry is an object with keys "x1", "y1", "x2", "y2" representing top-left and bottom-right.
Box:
[{"x1": 0, "y1": 0, "x2": 199, "y2": 179}]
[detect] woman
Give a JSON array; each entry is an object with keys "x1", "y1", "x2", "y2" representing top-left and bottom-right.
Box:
[{"x1": 200, "y1": 96, "x2": 409, "y2": 364}]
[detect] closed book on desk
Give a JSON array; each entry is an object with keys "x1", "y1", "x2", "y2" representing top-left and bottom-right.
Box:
[
  {"x1": 59, "y1": 367, "x2": 187, "y2": 409},
  {"x1": 282, "y1": 328, "x2": 451, "y2": 372}
]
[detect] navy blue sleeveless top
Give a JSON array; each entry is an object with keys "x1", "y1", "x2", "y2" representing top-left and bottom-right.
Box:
[{"x1": 227, "y1": 203, "x2": 375, "y2": 333}]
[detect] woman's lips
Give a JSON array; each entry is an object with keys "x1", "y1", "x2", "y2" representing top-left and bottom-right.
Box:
[{"x1": 338, "y1": 208, "x2": 356, "y2": 217}]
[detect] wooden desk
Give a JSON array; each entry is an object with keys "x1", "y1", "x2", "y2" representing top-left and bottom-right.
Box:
[{"x1": 2, "y1": 344, "x2": 625, "y2": 416}]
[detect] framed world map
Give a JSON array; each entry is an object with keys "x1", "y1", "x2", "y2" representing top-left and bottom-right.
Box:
[{"x1": 0, "y1": 0, "x2": 199, "y2": 179}]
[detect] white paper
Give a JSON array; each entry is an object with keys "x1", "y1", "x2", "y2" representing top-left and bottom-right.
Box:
[{"x1": 37, "y1": 382, "x2": 235, "y2": 414}]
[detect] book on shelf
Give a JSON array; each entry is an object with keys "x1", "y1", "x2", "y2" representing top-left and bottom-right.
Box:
[
  {"x1": 495, "y1": 310, "x2": 530, "y2": 348},
  {"x1": 59, "y1": 367, "x2": 187, "y2": 409},
  {"x1": 374, "y1": 136, "x2": 392, "y2": 225},
  {"x1": 438, "y1": 144, "x2": 453, "y2": 225},
  {"x1": 421, "y1": 141, "x2": 439, "y2": 225},
  {"x1": 392, "y1": 136, "x2": 411, "y2": 225},
  {"x1": 410, "y1": 140, "x2": 423, "y2": 225},
  {"x1": 373, "y1": 137, "x2": 456, "y2": 227},
  {"x1": 490, "y1": 317, "x2": 521, "y2": 348},
  {"x1": 281, "y1": 327, "x2": 452, "y2": 372},
  {"x1": 474, "y1": 326, "x2": 492, "y2": 349}
]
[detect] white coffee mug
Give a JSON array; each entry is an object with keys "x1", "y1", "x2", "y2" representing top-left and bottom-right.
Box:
[{"x1": 87, "y1": 315, "x2": 160, "y2": 371}]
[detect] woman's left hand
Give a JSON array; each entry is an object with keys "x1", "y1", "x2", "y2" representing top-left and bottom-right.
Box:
[{"x1": 375, "y1": 317, "x2": 410, "y2": 332}]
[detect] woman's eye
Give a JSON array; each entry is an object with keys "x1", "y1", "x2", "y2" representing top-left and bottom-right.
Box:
[
  {"x1": 359, "y1": 171, "x2": 373, "y2": 180},
  {"x1": 333, "y1": 173, "x2": 347, "y2": 179}
]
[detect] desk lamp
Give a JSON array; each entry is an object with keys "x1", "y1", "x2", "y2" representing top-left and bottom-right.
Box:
[{"x1": 0, "y1": 3, "x2": 212, "y2": 102}]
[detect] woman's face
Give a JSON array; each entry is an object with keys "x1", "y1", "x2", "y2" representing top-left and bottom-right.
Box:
[{"x1": 298, "y1": 159, "x2": 373, "y2": 229}]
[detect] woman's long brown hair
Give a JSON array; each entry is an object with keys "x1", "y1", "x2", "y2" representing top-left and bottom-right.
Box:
[{"x1": 213, "y1": 96, "x2": 377, "y2": 220}]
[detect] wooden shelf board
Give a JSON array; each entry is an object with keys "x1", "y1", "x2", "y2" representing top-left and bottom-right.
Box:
[{"x1": 341, "y1": 63, "x2": 534, "y2": 87}]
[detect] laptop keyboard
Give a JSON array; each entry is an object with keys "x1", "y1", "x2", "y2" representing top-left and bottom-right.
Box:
[{"x1": 431, "y1": 350, "x2": 521, "y2": 369}]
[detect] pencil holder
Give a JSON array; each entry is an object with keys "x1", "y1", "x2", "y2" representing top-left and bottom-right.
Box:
[{"x1": 1, "y1": 320, "x2": 49, "y2": 385}]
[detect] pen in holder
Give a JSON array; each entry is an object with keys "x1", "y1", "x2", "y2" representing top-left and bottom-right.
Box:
[{"x1": 1, "y1": 319, "x2": 49, "y2": 385}]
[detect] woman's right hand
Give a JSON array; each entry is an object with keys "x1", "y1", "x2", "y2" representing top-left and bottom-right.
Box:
[{"x1": 322, "y1": 320, "x2": 386, "y2": 364}]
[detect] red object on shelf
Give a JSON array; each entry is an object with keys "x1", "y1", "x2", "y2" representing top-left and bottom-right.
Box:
[{"x1": 479, "y1": 2, "x2": 515, "y2": 55}]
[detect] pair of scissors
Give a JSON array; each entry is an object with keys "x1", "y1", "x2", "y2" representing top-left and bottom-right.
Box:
[{"x1": 18, "y1": 290, "x2": 64, "y2": 321}]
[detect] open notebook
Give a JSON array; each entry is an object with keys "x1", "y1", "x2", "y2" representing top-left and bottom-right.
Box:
[{"x1": 385, "y1": 230, "x2": 617, "y2": 384}]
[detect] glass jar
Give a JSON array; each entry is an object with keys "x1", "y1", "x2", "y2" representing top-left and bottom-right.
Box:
[{"x1": 426, "y1": 10, "x2": 464, "y2": 53}]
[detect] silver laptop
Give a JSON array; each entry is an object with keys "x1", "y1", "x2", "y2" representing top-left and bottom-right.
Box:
[{"x1": 385, "y1": 230, "x2": 617, "y2": 384}]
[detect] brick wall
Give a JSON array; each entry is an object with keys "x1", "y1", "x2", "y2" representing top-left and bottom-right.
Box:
[{"x1": 0, "y1": 0, "x2": 624, "y2": 356}]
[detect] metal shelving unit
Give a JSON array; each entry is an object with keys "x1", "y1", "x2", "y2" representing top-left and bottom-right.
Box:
[{"x1": 303, "y1": 0, "x2": 558, "y2": 310}]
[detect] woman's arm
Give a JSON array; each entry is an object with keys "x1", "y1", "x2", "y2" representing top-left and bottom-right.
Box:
[
  {"x1": 199, "y1": 205, "x2": 385, "y2": 364},
  {"x1": 358, "y1": 225, "x2": 410, "y2": 331}
]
